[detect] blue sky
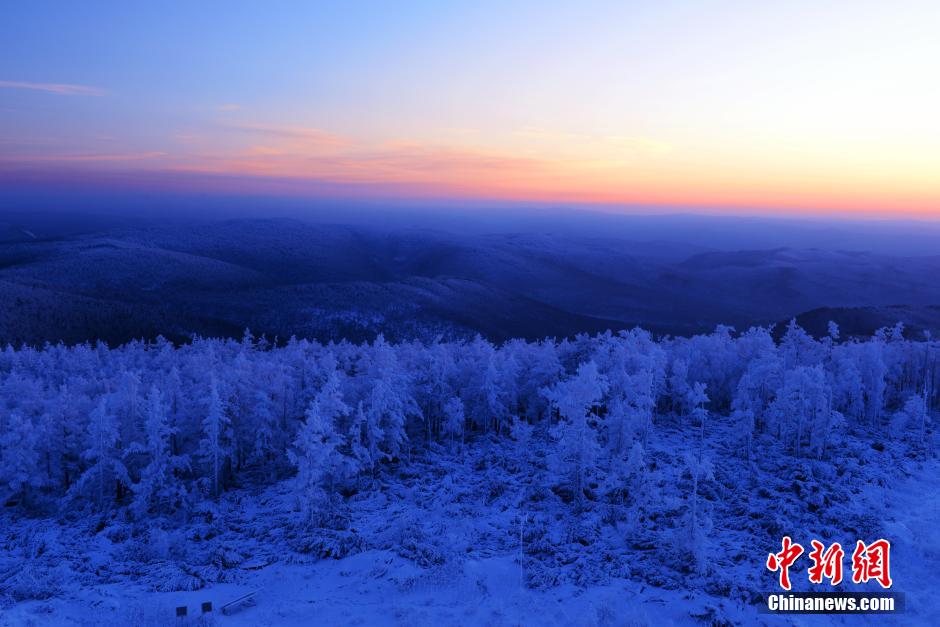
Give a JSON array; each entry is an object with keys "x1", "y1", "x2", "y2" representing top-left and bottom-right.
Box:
[{"x1": 2, "y1": 1, "x2": 939, "y2": 217}]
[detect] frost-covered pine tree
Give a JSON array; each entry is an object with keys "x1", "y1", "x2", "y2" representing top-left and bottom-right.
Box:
[
  {"x1": 165, "y1": 366, "x2": 184, "y2": 456},
  {"x1": 683, "y1": 452, "x2": 714, "y2": 574},
  {"x1": 442, "y1": 396, "x2": 465, "y2": 450},
  {"x1": 200, "y1": 378, "x2": 231, "y2": 499},
  {"x1": 857, "y1": 339, "x2": 888, "y2": 426},
  {"x1": 688, "y1": 382, "x2": 709, "y2": 443},
  {"x1": 606, "y1": 439, "x2": 650, "y2": 530},
  {"x1": 830, "y1": 354, "x2": 865, "y2": 421},
  {"x1": 362, "y1": 336, "x2": 418, "y2": 463},
  {"x1": 115, "y1": 370, "x2": 142, "y2": 449},
  {"x1": 730, "y1": 406, "x2": 756, "y2": 463},
  {"x1": 0, "y1": 412, "x2": 41, "y2": 508},
  {"x1": 129, "y1": 386, "x2": 189, "y2": 518},
  {"x1": 408, "y1": 341, "x2": 453, "y2": 446},
  {"x1": 366, "y1": 376, "x2": 409, "y2": 462},
  {"x1": 72, "y1": 398, "x2": 130, "y2": 507},
  {"x1": 0, "y1": 319, "x2": 936, "y2": 527},
  {"x1": 228, "y1": 348, "x2": 256, "y2": 471},
  {"x1": 780, "y1": 319, "x2": 820, "y2": 370},
  {"x1": 731, "y1": 355, "x2": 780, "y2": 460},
  {"x1": 769, "y1": 365, "x2": 837, "y2": 456},
  {"x1": 289, "y1": 370, "x2": 348, "y2": 519},
  {"x1": 668, "y1": 358, "x2": 692, "y2": 416},
  {"x1": 607, "y1": 369, "x2": 656, "y2": 452},
  {"x1": 637, "y1": 368, "x2": 659, "y2": 445},
  {"x1": 513, "y1": 339, "x2": 563, "y2": 423},
  {"x1": 349, "y1": 401, "x2": 377, "y2": 480},
  {"x1": 482, "y1": 354, "x2": 515, "y2": 434},
  {"x1": 250, "y1": 389, "x2": 278, "y2": 471},
  {"x1": 542, "y1": 361, "x2": 608, "y2": 509},
  {"x1": 33, "y1": 385, "x2": 80, "y2": 498},
  {"x1": 892, "y1": 393, "x2": 930, "y2": 446}
]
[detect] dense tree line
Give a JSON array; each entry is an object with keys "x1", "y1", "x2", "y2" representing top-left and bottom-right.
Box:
[{"x1": 0, "y1": 322, "x2": 934, "y2": 521}]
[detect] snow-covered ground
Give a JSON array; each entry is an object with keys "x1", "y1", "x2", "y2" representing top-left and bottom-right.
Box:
[
  {"x1": 3, "y1": 430, "x2": 936, "y2": 626},
  {"x1": 2, "y1": 327, "x2": 937, "y2": 626},
  {"x1": 1, "y1": 551, "x2": 756, "y2": 627},
  {"x1": 879, "y1": 453, "x2": 940, "y2": 624}
]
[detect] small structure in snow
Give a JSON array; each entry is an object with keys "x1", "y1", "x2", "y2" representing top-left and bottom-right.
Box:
[{"x1": 221, "y1": 589, "x2": 261, "y2": 615}]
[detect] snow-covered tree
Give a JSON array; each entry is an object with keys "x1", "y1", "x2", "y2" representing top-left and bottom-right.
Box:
[
  {"x1": 349, "y1": 401, "x2": 376, "y2": 480},
  {"x1": 732, "y1": 354, "x2": 781, "y2": 458},
  {"x1": 289, "y1": 370, "x2": 348, "y2": 518},
  {"x1": 250, "y1": 389, "x2": 279, "y2": 470},
  {"x1": 668, "y1": 358, "x2": 692, "y2": 416},
  {"x1": 72, "y1": 398, "x2": 130, "y2": 507},
  {"x1": 768, "y1": 366, "x2": 839, "y2": 456},
  {"x1": 200, "y1": 378, "x2": 231, "y2": 498},
  {"x1": 130, "y1": 386, "x2": 189, "y2": 518},
  {"x1": 688, "y1": 382, "x2": 709, "y2": 443},
  {"x1": 606, "y1": 440, "x2": 651, "y2": 531},
  {"x1": 361, "y1": 336, "x2": 418, "y2": 464},
  {"x1": 542, "y1": 361, "x2": 608, "y2": 509},
  {"x1": 0, "y1": 412, "x2": 41, "y2": 507},
  {"x1": 830, "y1": 354, "x2": 865, "y2": 422},
  {"x1": 606, "y1": 367, "x2": 657, "y2": 453},
  {"x1": 683, "y1": 452, "x2": 714, "y2": 574},
  {"x1": 857, "y1": 340, "x2": 888, "y2": 426},
  {"x1": 0, "y1": 321, "x2": 933, "y2": 526},
  {"x1": 442, "y1": 396, "x2": 465, "y2": 450},
  {"x1": 780, "y1": 319, "x2": 820, "y2": 370},
  {"x1": 892, "y1": 393, "x2": 930, "y2": 446}
]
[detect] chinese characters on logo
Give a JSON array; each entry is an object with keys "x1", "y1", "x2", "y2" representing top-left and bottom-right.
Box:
[
  {"x1": 766, "y1": 537, "x2": 892, "y2": 590},
  {"x1": 851, "y1": 539, "x2": 893, "y2": 588},
  {"x1": 807, "y1": 539, "x2": 844, "y2": 585}
]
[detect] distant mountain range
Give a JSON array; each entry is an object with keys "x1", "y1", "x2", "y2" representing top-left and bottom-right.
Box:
[{"x1": 1, "y1": 215, "x2": 939, "y2": 345}]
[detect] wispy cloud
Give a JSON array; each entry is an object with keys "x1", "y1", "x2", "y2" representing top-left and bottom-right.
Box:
[
  {"x1": 0, "y1": 151, "x2": 165, "y2": 163},
  {"x1": 224, "y1": 122, "x2": 349, "y2": 147},
  {"x1": 184, "y1": 139, "x2": 559, "y2": 190},
  {"x1": 217, "y1": 103, "x2": 241, "y2": 111},
  {"x1": 0, "y1": 80, "x2": 106, "y2": 96}
]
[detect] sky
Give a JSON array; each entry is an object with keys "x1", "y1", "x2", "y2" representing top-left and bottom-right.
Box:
[{"x1": 1, "y1": 1, "x2": 938, "y2": 218}]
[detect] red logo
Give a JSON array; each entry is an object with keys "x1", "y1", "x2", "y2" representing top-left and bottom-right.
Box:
[
  {"x1": 851, "y1": 539, "x2": 893, "y2": 589},
  {"x1": 766, "y1": 536, "x2": 804, "y2": 590},
  {"x1": 807, "y1": 540, "x2": 844, "y2": 585},
  {"x1": 767, "y1": 537, "x2": 892, "y2": 589}
]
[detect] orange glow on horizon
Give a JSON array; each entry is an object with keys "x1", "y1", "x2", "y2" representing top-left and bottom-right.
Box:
[
  {"x1": 133, "y1": 128, "x2": 936, "y2": 218},
  {"x1": 3, "y1": 3, "x2": 938, "y2": 219}
]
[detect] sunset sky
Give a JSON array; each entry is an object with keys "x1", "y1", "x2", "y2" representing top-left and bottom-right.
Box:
[{"x1": 1, "y1": 1, "x2": 938, "y2": 217}]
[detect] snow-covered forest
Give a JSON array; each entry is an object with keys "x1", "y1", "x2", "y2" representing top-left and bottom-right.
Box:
[{"x1": 1, "y1": 321, "x2": 937, "y2": 623}]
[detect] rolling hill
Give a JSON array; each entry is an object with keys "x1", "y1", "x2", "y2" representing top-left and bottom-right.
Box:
[{"x1": 1, "y1": 215, "x2": 939, "y2": 345}]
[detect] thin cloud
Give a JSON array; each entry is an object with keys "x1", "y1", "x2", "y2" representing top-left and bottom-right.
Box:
[
  {"x1": 184, "y1": 140, "x2": 560, "y2": 187},
  {"x1": 0, "y1": 81, "x2": 106, "y2": 96},
  {"x1": 224, "y1": 122, "x2": 349, "y2": 147},
  {"x1": 0, "y1": 151, "x2": 165, "y2": 163},
  {"x1": 217, "y1": 103, "x2": 241, "y2": 111}
]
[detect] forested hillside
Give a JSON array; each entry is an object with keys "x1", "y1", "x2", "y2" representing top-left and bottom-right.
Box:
[
  {"x1": 0, "y1": 320, "x2": 936, "y2": 622},
  {"x1": 2, "y1": 321, "x2": 933, "y2": 514},
  {"x1": 4, "y1": 218, "x2": 940, "y2": 346}
]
